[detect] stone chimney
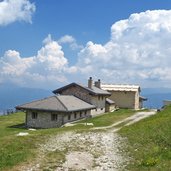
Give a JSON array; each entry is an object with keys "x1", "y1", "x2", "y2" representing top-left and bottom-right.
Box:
[
  {"x1": 95, "y1": 79, "x2": 101, "y2": 88},
  {"x1": 88, "y1": 77, "x2": 93, "y2": 89}
]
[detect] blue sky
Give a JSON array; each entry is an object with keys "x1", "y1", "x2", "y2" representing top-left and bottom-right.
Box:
[{"x1": 1, "y1": 0, "x2": 171, "y2": 89}]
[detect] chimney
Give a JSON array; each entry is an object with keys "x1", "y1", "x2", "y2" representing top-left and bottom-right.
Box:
[
  {"x1": 88, "y1": 77, "x2": 93, "y2": 89},
  {"x1": 95, "y1": 79, "x2": 101, "y2": 88}
]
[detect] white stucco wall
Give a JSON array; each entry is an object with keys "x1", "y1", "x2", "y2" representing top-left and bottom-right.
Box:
[{"x1": 108, "y1": 91, "x2": 138, "y2": 109}]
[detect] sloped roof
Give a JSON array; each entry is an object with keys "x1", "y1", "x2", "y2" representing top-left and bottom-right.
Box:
[
  {"x1": 139, "y1": 96, "x2": 147, "y2": 101},
  {"x1": 16, "y1": 95, "x2": 95, "y2": 112},
  {"x1": 53, "y1": 82, "x2": 111, "y2": 96},
  {"x1": 106, "y1": 98, "x2": 115, "y2": 104},
  {"x1": 101, "y1": 84, "x2": 140, "y2": 92}
]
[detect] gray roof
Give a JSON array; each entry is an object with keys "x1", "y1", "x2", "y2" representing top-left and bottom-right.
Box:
[
  {"x1": 106, "y1": 98, "x2": 115, "y2": 104},
  {"x1": 139, "y1": 96, "x2": 147, "y2": 101},
  {"x1": 53, "y1": 82, "x2": 111, "y2": 96},
  {"x1": 16, "y1": 95, "x2": 95, "y2": 112}
]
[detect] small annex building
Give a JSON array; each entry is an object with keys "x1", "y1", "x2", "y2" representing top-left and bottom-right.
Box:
[{"x1": 101, "y1": 84, "x2": 147, "y2": 109}]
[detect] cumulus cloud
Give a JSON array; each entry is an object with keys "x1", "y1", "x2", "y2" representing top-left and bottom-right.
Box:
[
  {"x1": 0, "y1": 35, "x2": 77, "y2": 88},
  {"x1": 1, "y1": 10, "x2": 171, "y2": 88},
  {"x1": 0, "y1": 0, "x2": 35, "y2": 26},
  {"x1": 77, "y1": 10, "x2": 171, "y2": 87},
  {"x1": 58, "y1": 35, "x2": 83, "y2": 50}
]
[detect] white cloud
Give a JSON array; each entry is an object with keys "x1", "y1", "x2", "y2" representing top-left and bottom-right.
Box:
[
  {"x1": 0, "y1": 35, "x2": 76, "y2": 88},
  {"x1": 1, "y1": 10, "x2": 171, "y2": 88},
  {"x1": 0, "y1": 0, "x2": 35, "y2": 26},
  {"x1": 77, "y1": 10, "x2": 171, "y2": 87},
  {"x1": 58, "y1": 35, "x2": 83, "y2": 50},
  {"x1": 58, "y1": 35, "x2": 75, "y2": 44}
]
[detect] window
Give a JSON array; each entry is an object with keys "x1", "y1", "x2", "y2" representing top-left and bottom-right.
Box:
[
  {"x1": 74, "y1": 112, "x2": 77, "y2": 119},
  {"x1": 85, "y1": 111, "x2": 87, "y2": 116},
  {"x1": 51, "y1": 114, "x2": 58, "y2": 121},
  {"x1": 68, "y1": 114, "x2": 71, "y2": 120},
  {"x1": 80, "y1": 111, "x2": 82, "y2": 117},
  {"x1": 101, "y1": 108, "x2": 103, "y2": 110},
  {"x1": 101, "y1": 96, "x2": 104, "y2": 100},
  {"x1": 98, "y1": 95, "x2": 100, "y2": 100},
  {"x1": 32, "y1": 112, "x2": 37, "y2": 119}
]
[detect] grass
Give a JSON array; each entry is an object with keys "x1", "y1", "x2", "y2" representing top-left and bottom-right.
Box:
[
  {"x1": 119, "y1": 105, "x2": 171, "y2": 171},
  {"x1": 0, "y1": 109, "x2": 136, "y2": 170},
  {"x1": 77, "y1": 109, "x2": 135, "y2": 127}
]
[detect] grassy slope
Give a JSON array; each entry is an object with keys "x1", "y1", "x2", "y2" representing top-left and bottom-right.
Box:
[
  {"x1": 0, "y1": 109, "x2": 135, "y2": 170},
  {"x1": 119, "y1": 106, "x2": 171, "y2": 171},
  {"x1": 78, "y1": 109, "x2": 134, "y2": 127}
]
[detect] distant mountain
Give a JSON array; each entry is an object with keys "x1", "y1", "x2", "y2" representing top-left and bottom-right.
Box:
[
  {"x1": 0, "y1": 85, "x2": 171, "y2": 114},
  {"x1": 0, "y1": 84, "x2": 51, "y2": 114},
  {"x1": 141, "y1": 88, "x2": 171, "y2": 109}
]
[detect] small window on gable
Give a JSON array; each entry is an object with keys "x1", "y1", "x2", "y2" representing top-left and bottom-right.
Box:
[
  {"x1": 51, "y1": 114, "x2": 58, "y2": 121},
  {"x1": 101, "y1": 108, "x2": 103, "y2": 110},
  {"x1": 32, "y1": 112, "x2": 37, "y2": 119}
]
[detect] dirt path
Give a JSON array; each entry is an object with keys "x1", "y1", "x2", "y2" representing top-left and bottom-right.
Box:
[
  {"x1": 21, "y1": 110, "x2": 156, "y2": 171},
  {"x1": 92, "y1": 110, "x2": 157, "y2": 131}
]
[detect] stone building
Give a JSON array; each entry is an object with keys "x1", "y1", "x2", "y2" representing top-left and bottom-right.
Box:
[
  {"x1": 101, "y1": 84, "x2": 147, "y2": 109},
  {"x1": 16, "y1": 95, "x2": 95, "y2": 128},
  {"x1": 53, "y1": 77, "x2": 112, "y2": 115},
  {"x1": 16, "y1": 77, "x2": 114, "y2": 128}
]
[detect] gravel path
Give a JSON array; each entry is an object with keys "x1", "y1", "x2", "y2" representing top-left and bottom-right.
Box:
[
  {"x1": 92, "y1": 110, "x2": 157, "y2": 131},
  {"x1": 21, "y1": 110, "x2": 156, "y2": 171}
]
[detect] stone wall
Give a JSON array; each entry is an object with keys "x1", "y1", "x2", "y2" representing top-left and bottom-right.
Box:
[
  {"x1": 63, "y1": 110, "x2": 91, "y2": 123},
  {"x1": 26, "y1": 110, "x2": 63, "y2": 128},
  {"x1": 60, "y1": 85, "x2": 106, "y2": 115},
  {"x1": 105, "y1": 103, "x2": 116, "y2": 112},
  {"x1": 91, "y1": 108, "x2": 105, "y2": 116},
  {"x1": 26, "y1": 109, "x2": 91, "y2": 128},
  {"x1": 60, "y1": 85, "x2": 92, "y2": 104}
]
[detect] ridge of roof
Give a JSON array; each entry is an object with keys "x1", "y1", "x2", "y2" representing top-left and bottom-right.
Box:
[
  {"x1": 53, "y1": 82, "x2": 111, "y2": 95},
  {"x1": 54, "y1": 95, "x2": 68, "y2": 111}
]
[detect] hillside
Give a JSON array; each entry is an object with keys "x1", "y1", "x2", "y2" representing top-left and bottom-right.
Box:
[
  {"x1": 0, "y1": 107, "x2": 170, "y2": 170},
  {"x1": 120, "y1": 105, "x2": 171, "y2": 170},
  {"x1": 0, "y1": 109, "x2": 135, "y2": 170}
]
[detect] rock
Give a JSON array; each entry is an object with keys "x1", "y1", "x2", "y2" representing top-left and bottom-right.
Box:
[{"x1": 16, "y1": 132, "x2": 29, "y2": 136}]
